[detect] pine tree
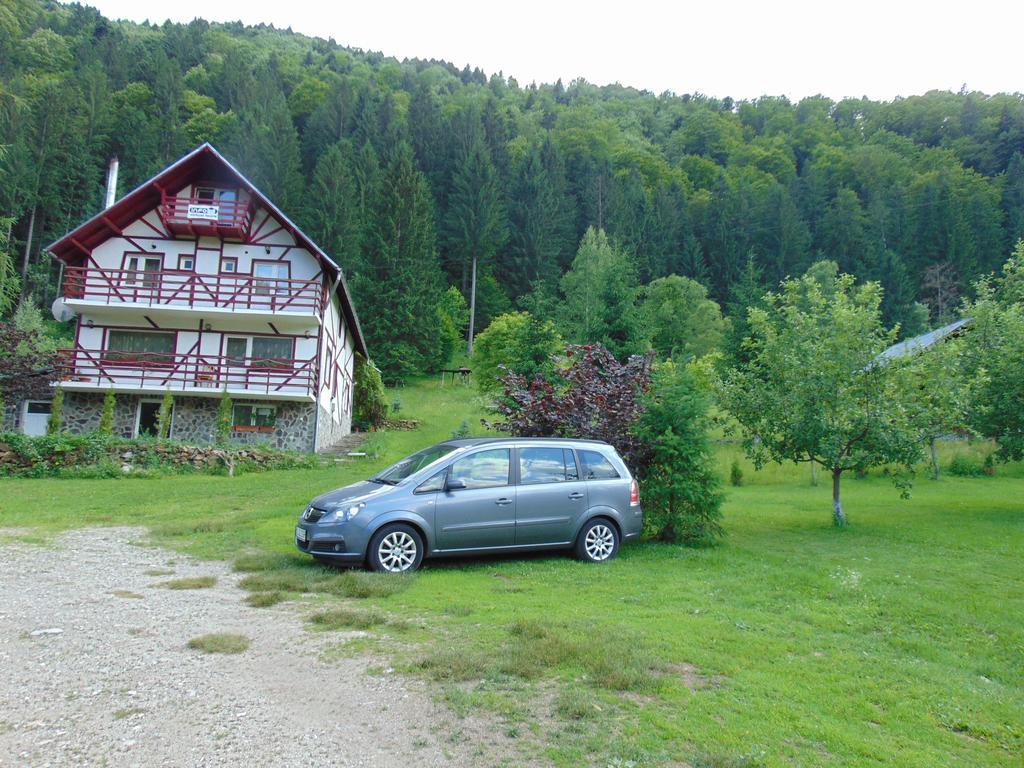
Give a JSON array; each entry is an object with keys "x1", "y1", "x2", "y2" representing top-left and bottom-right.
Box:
[
  {"x1": 355, "y1": 142, "x2": 446, "y2": 380},
  {"x1": 505, "y1": 138, "x2": 575, "y2": 298},
  {"x1": 559, "y1": 228, "x2": 643, "y2": 358},
  {"x1": 306, "y1": 141, "x2": 365, "y2": 274},
  {"x1": 443, "y1": 134, "x2": 508, "y2": 354}
]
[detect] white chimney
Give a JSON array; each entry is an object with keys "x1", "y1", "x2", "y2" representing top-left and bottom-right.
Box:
[{"x1": 104, "y1": 156, "x2": 119, "y2": 209}]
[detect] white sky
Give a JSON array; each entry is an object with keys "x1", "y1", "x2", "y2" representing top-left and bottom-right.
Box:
[{"x1": 87, "y1": 0, "x2": 1023, "y2": 101}]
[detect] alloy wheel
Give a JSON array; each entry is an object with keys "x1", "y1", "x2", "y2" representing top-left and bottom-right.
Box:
[
  {"x1": 584, "y1": 524, "x2": 615, "y2": 561},
  {"x1": 377, "y1": 530, "x2": 418, "y2": 572}
]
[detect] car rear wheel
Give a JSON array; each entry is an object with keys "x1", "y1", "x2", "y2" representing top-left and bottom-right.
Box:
[
  {"x1": 574, "y1": 518, "x2": 619, "y2": 563},
  {"x1": 367, "y1": 524, "x2": 425, "y2": 573}
]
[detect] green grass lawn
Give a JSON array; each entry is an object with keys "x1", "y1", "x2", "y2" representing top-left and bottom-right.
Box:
[{"x1": 1, "y1": 378, "x2": 1021, "y2": 767}]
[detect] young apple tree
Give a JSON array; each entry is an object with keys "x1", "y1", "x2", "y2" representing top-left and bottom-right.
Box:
[{"x1": 716, "y1": 271, "x2": 922, "y2": 526}]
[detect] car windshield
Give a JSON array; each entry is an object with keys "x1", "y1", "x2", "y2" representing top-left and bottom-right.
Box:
[{"x1": 371, "y1": 443, "x2": 459, "y2": 485}]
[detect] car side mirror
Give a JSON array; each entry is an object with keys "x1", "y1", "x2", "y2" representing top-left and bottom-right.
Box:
[{"x1": 445, "y1": 477, "x2": 467, "y2": 491}]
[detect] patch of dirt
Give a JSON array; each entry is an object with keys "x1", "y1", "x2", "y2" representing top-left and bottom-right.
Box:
[
  {"x1": 0, "y1": 527, "x2": 519, "y2": 767},
  {"x1": 667, "y1": 662, "x2": 725, "y2": 690}
]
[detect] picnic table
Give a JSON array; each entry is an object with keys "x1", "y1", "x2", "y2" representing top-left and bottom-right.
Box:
[{"x1": 439, "y1": 367, "x2": 472, "y2": 385}]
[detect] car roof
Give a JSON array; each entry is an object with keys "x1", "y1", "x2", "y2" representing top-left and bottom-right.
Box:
[{"x1": 442, "y1": 437, "x2": 611, "y2": 449}]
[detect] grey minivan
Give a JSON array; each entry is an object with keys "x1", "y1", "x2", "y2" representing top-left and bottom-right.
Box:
[{"x1": 295, "y1": 438, "x2": 641, "y2": 572}]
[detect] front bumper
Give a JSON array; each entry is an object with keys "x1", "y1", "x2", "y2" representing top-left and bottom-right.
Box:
[{"x1": 295, "y1": 521, "x2": 368, "y2": 561}]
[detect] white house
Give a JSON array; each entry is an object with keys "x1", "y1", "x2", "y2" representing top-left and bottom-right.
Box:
[{"x1": 36, "y1": 143, "x2": 367, "y2": 451}]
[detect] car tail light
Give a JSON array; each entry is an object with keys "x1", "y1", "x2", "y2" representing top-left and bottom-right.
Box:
[{"x1": 629, "y1": 479, "x2": 640, "y2": 506}]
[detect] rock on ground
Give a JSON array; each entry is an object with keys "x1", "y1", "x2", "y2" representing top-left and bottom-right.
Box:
[{"x1": 0, "y1": 527, "x2": 498, "y2": 767}]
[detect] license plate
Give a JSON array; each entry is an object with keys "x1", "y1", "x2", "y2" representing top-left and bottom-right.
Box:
[{"x1": 295, "y1": 526, "x2": 307, "y2": 542}]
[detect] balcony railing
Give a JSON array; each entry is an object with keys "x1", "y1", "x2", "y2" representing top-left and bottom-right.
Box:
[
  {"x1": 62, "y1": 267, "x2": 324, "y2": 313},
  {"x1": 56, "y1": 348, "x2": 317, "y2": 398},
  {"x1": 160, "y1": 193, "x2": 254, "y2": 239}
]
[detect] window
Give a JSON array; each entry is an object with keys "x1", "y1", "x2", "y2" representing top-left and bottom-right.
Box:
[
  {"x1": 218, "y1": 189, "x2": 238, "y2": 224},
  {"x1": 178, "y1": 255, "x2": 195, "y2": 271},
  {"x1": 232, "y1": 404, "x2": 276, "y2": 430},
  {"x1": 251, "y1": 337, "x2": 292, "y2": 368},
  {"x1": 106, "y1": 330, "x2": 175, "y2": 366},
  {"x1": 253, "y1": 261, "x2": 290, "y2": 295},
  {"x1": 225, "y1": 337, "x2": 247, "y2": 366},
  {"x1": 220, "y1": 257, "x2": 237, "y2": 274},
  {"x1": 26, "y1": 402, "x2": 51, "y2": 415},
  {"x1": 579, "y1": 449, "x2": 620, "y2": 480},
  {"x1": 374, "y1": 444, "x2": 459, "y2": 485},
  {"x1": 125, "y1": 256, "x2": 162, "y2": 288},
  {"x1": 415, "y1": 470, "x2": 447, "y2": 494},
  {"x1": 196, "y1": 186, "x2": 216, "y2": 202},
  {"x1": 449, "y1": 448, "x2": 510, "y2": 490},
  {"x1": 519, "y1": 447, "x2": 579, "y2": 485}
]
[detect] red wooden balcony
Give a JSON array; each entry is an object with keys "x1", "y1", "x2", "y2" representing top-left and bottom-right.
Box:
[
  {"x1": 56, "y1": 348, "x2": 317, "y2": 399},
  {"x1": 160, "y1": 192, "x2": 254, "y2": 240},
  {"x1": 62, "y1": 267, "x2": 324, "y2": 314}
]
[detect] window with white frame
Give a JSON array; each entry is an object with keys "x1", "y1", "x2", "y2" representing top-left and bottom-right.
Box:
[
  {"x1": 223, "y1": 336, "x2": 293, "y2": 369},
  {"x1": 125, "y1": 255, "x2": 162, "y2": 288},
  {"x1": 232, "y1": 404, "x2": 276, "y2": 430}
]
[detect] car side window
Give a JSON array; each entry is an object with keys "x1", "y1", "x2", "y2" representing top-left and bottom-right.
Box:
[
  {"x1": 579, "y1": 449, "x2": 620, "y2": 480},
  {"x1": 415, "y1": 470, "x2": 447, "y2": 493},
  {"x1": 519, "y1": 447, "x2": 570, "y2": 484},
  {"x1": 449, "y1": 448, "x2": 510, "y2": 489}
]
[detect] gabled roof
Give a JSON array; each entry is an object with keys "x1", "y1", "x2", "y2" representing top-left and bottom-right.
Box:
[
  {"x1": 875, "y1": 317, "x2": 972, "y2": 363},
  {"x1": 46, "y1": 142, "x2": 367, "y2": 357}
]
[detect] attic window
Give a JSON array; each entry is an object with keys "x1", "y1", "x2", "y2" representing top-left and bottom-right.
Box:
[{"x1": 196, "y1": 186, "x2": 216, "y2": 202}]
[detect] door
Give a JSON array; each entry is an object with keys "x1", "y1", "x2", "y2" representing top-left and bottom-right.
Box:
[
  {"x1": 136, "y1": 401, "x2": 162, "y2": 437},
  {"x1": 515, "y1": 447, "x2": 587, "y2": 545},
  {"x1": 434, "y1": 448, "x2": 515, "y2": 550},
  {"x1": 253, "y1": 262, "x2": 289, "y2": 302},
  {"x1": 21, "y1": 401, "x2": 51, "y2": 436}
]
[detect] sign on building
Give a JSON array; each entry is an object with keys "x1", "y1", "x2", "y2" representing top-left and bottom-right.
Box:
[{"x1": 186, "y1": 204, "x2": 220, "y2": 220}]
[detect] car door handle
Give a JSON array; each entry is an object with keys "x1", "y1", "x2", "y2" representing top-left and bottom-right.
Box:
[
  {"x1": 495, "y1": 498, "x2": 513, "y2": 506},
  {"x1": 568, "y1": 492, "x2": 585, "y2": 500}
]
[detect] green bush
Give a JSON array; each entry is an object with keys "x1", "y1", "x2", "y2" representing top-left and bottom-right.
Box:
[
  {"x1": 353, "y1": 353, "x2": 388, "y2": 429},
  {"x1": 729, "y1": 459, "x2": 744, "y2": 487},
  {"x1": 947, "y1": 454, "x2": 988, "y2": 477},
  {"x1": 47, "y1": 387, "x2": 64, "y2": 434},
  {"x1": 473, "y1": 311, "x2": 563, "y2": 393},
  {"x1": 215, "y1": 390, "x2": 232, "y2": 444},
  {"x1": 98, "y1": 389, "x2": 116, "y2": 435},
  {"x1": 157, "y1": 390, "x2": 174, "y2": 441},
  {"x1": 635, "y1": 362, "x2": 724, "y2": 545}
]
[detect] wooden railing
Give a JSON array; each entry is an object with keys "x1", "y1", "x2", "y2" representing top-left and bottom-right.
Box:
[
  {"x1": 62, "y1": 267, "x2": 324, "y2": 313},
  {"x1": 56, "y1": 348, "x2": 317, "y2": 397},
  {"x1": 160, "y1": 193, "x2": 254, "y2": 237}
]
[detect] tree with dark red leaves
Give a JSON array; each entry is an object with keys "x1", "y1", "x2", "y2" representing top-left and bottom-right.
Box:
[
  {"x1": 488, "y1": 344, "x2": 654, "y2": 470},
  {"x1": 0, "y1": 322, "x2": 56, "y2": 405}
]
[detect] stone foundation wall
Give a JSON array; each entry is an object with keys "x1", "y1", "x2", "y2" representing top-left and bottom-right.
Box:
[
  {"x1": 58, "y1": 392, "x2": 318, "y2": 452},
  {"x1": 314, "y1": 400, "x2": 352, "y2": 451},
  {"x1": 63, "y1": 392, "x2": 137, "y2": 437}
]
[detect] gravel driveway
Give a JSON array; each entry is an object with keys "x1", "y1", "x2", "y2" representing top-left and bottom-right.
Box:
[{"x1": 0, "y1": 528, "x2": 495, "y2": 767}]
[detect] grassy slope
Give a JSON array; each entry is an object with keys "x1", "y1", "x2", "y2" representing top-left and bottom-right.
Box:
[{"x1": 1, "y1": 378, "x2": 1021, "y2": 767}]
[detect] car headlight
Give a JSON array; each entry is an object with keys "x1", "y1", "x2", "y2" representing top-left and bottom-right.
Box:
[{"x1": 332, "y1": 503, "x2": 364, "y2": 522}]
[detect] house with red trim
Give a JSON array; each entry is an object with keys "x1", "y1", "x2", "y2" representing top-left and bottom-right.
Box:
[{"x1": 33, "y1": 143, "x2": 366, "y2": 451}]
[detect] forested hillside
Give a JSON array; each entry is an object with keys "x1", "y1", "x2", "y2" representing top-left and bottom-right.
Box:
[{"x1": 2, "y1": 0, "x2": 1023, "y2": 373}]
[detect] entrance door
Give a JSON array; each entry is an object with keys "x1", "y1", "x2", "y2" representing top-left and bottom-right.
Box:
[
  {"x1": 136, "y1": 401, "x2": 162, "y2": 437},
  {"x1": 21, "y1": 401, "x2": 51, "y2": 436}
]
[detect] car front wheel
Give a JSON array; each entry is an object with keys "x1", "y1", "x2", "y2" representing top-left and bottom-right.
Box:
[
  {"x1": 367, "y1": 524, "x2": 425, "y2": 573},
  {"x1": 574, "y1": 518, "x2": 619, "y2": 563}
]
